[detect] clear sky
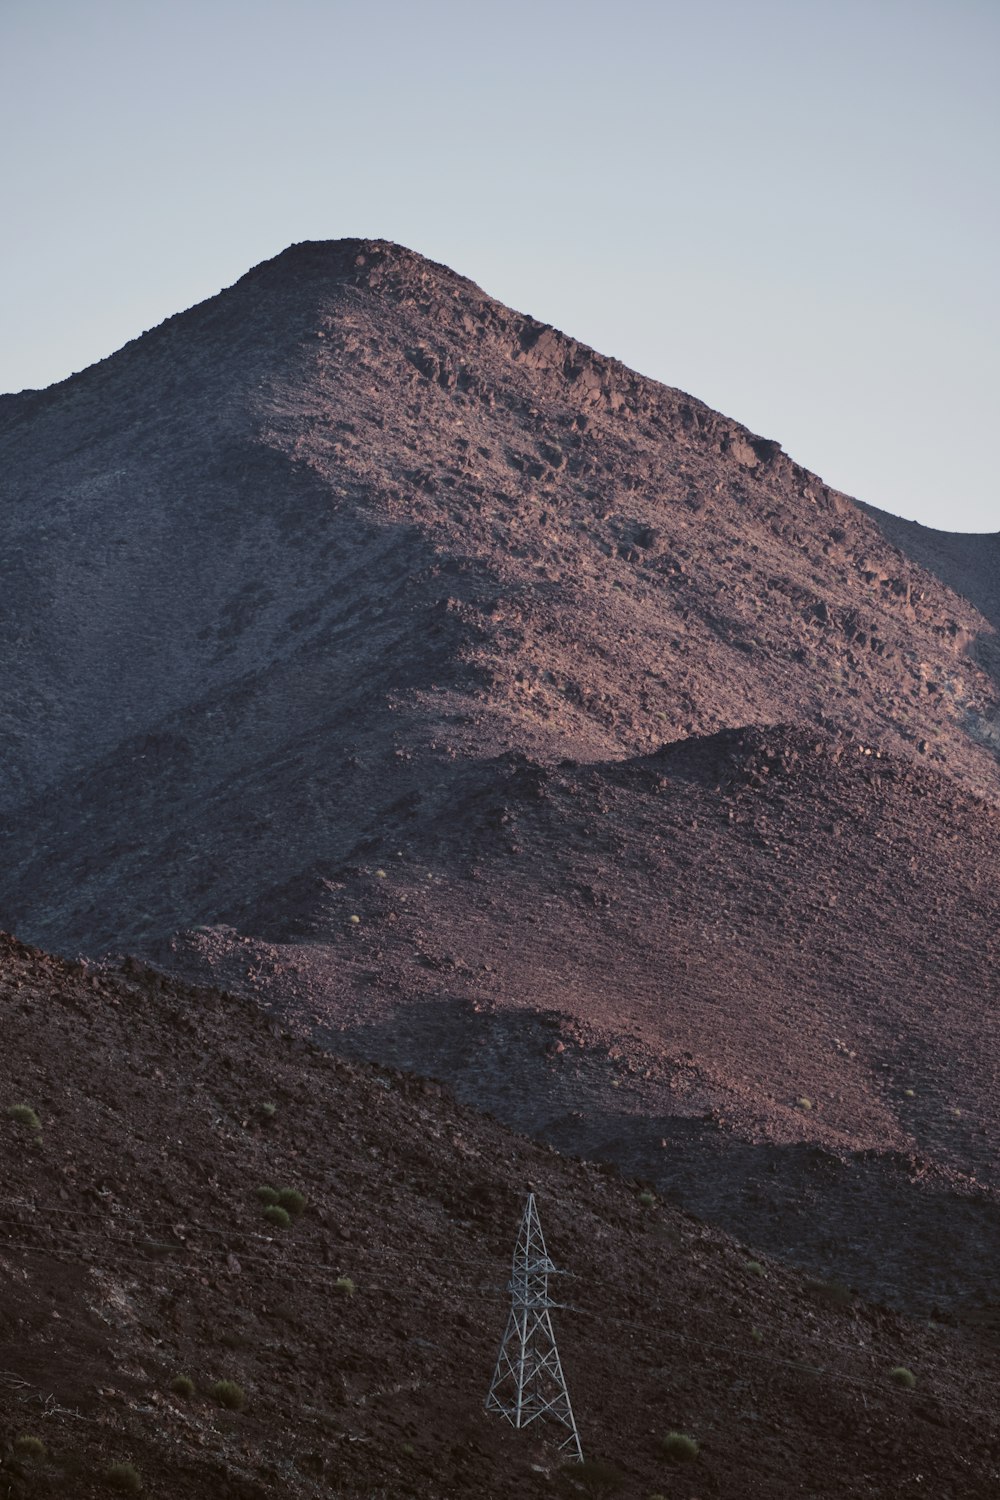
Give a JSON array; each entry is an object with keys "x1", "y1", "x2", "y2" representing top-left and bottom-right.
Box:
[{"x1": 2, "y1": 0, "x2": 997, "y2": 531}]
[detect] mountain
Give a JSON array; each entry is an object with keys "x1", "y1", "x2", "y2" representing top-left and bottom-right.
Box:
[
  {"x1": 2, "y1": 934, "x2": 999, "y2": 1498},
  {"x1": 861, "y1": 505, "x2": 1000, "y2": 640},
  {"x1": 1, "y1": 238, "x2": 998, "y2": 1313}
]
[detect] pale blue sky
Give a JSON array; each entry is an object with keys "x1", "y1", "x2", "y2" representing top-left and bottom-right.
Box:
[{"x1": 2, "y1": 0, "x2": 996, "y2": 531}]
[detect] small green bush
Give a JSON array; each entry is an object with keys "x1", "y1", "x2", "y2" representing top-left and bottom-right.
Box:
[
  {"x1": 6, "y1": 1104, "x2": 41, "y2": 1132},
  {"x1": 263, "y1": 1205, "x2": 291, "y2": 1229},
  {"x1": 104, "y1": 1462, "x2": 142, "y2": 1494},
  {"x1": 13, "y1": 1435, "x2": 46, "y2": 1460},
  {"x1": 889, "y1": 1366, "x2": 916, "y2": 1389},
  {"x1": 637, "y1": 1190, "x2": 656, "y2": 1208},
  {"x1": 750, "y1": 1326, "x2": 764, "y2": 1345},
  {"x1": 744, "y1": 1259, "x2": 766, "y2": 1277},
  {"x1": 255, "y1": 1185, "x2": 280, "y2": 1206},
  {"x1": 169, "y1": 1374, "x2": 195, "y2": 1398},
  {"x1": 660, "y1": 1431, "x2": 699, "y2": 1463},
  {"x1": 334, "y1": 1276, "x2": 356, "y2": 1297},
  {"x1": 796, "y1": 1096, "x2": 813, "y2": 1111},
  {"x1": 260, "y1": 1102, "x2": 277, "y2": 1119},
  {"x1": 275, "y1": 1187, "x2": 307, "y2": 1217},
  {"x1": 209, "y1": 1379, "x2": 246, "y2": 1411}
]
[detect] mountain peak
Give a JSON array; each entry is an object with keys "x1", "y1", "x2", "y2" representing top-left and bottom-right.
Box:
[{"x1": 235, "y1": 236, "x2": 477, "y2": 299}]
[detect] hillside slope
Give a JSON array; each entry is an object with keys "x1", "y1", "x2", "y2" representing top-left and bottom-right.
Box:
[
  {"x1": 157, "y1": 722, "x2": 1000, "y2": 1312},
  {"x1": 0, "y1": 240, "x2": 998, "y2": 832},
  {"x1": 2, "y1": 240, "x2": 999, "y2": 1323},
  {"x1": 863, "y1": 505, "x2": 1000, "y2": 641},
  {"x1": 2, "y1": 934, "x2": 999, "y2": 1499}
]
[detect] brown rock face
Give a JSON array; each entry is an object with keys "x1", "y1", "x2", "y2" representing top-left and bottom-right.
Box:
[{"x1": 1, "y1": 239, "x2": 999, "y2": 1317}]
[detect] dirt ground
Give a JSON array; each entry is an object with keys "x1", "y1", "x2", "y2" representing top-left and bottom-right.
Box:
[{"x1": 2, "y1": 934, "x2": 999, "y2": 1498}]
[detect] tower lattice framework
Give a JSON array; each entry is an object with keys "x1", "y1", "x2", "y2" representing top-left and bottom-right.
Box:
[{"x1": 485, "y1": 1191, "x2": 583, "y2": 1462}]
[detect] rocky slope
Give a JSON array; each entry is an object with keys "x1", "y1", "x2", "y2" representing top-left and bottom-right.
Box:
[
  {"x1": 2, "y1": 935, "x2": 999, "y2": 1499},
  {"x1": 1, "y1": 238, "x2": 998, "y2": 1322},
  {"x1": 862, "y1": 505, "x2": 1000, "y2": 643},
  {"x1": 0, "y1": 238, "x2": 997, "y2": 822},
  {"x1": 156, "y1": 721, "x2": 1000, "y2": 1314}
]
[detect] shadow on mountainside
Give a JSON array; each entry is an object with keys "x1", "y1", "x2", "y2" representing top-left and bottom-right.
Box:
[
  {"x1": 0, "y1": 498, "x2": 514, "y2": 953},
  {"x1": 863, "y1": 504, "x2": 1000, "y2": 754},
  {"x1": 238, "y1": 986, "x2": 1000, "y2": 1318}
]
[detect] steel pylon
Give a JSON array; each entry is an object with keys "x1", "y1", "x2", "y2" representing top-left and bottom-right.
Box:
[{"x1": 485, "y1": 1192, "x2": 583, "y2": 1462}]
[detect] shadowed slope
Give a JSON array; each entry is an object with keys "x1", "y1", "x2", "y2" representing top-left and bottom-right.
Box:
[
  {"x1": 862, "y1": 506, "x2": 1000, "y2": 630},
  {"x1": 160, "y1": 724, "x2": 1000, "y2": 1310}
]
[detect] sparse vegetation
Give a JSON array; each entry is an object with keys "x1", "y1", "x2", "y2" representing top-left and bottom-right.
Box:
[
  {"x1": 209, "y1": 1379, "x2": 246, "y2": 1410},
  {"x1": 744, "y1": 1259, "x2": 766, "y2": 1277},
  {"x1": 6, "y1": 1103, "x2": 41, "y2": 1133},
  {"x1": 169, "y1": 1374, "x2": 195, "y2": 1398},
  {"x1": 890, "y1": 1366, "x2": 917, "y2": 1389},
  {"x1": 750, "y1": 1326, "x2": 764, "y2": 1344},
  {"x1": 660, "y1": 1431, "x2": 699, "y2": 1463},
  {"x1": 796, "y1": 1096, "x2": 813, "y2": 1110},
  {"x1": 104, "y1": 1462, "x2": 143, "y2": 1494},
  {"x1": 334, "y1": 1276, "x2": 356, "y2": 1297},
  {"x1": 637, "y1": 1190, "x2": 656, "y2": 1208},
  {"x1": 258, "y1": 1184, "x2": 305, "y2": 1221},
  {"x1": 13, "y1": 1435, "x2": 46, "y2": 1460},
  {"x1": 275, "y1": 1187, "x2": 307, "y2": 1217},
  {"x1": 260, "y1": 1101, "x2": 277, "y2": 1119}
]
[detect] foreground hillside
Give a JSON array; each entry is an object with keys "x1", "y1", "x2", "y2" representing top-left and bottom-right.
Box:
[{"x1": 1, "y1": 934, "x2": 999, "y2": 1499}]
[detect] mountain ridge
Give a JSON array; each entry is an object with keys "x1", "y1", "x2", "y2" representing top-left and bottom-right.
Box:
[
  {"x1": 2, "y1": 239, "x2": 998, "y2": 808},
  {"x1": 1, "y1": 239, "x2": 999, "y2": 1319}
]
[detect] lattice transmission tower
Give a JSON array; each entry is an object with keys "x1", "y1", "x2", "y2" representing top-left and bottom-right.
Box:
[{"x1": 485, "y1": 1191, "x2": 583, "y2": 1462}]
